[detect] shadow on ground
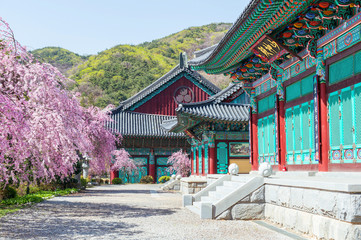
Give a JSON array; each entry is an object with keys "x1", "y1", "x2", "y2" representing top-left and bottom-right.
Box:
[
  {"x1": 0, "y1": 200, "x2": 176, "y2": 239},
  {"x1": 75, "y1": 188, "x2": 168, "y2": 196}
]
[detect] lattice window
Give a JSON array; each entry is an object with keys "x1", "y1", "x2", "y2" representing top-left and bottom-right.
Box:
[{"x1": 329, "y1": 55, "x2": 354, "y2": 84}]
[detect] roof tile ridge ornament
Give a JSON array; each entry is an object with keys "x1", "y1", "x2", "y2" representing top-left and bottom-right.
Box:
[{"x1": 179, "y1": 52, "x2": 188, "y2": 69}]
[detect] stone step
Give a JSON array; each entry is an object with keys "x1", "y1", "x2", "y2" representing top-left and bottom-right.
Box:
[
  {"x1": 209, "y1": 191, "x2": 226, "y2": 199},
  {"x1": 216, "y1": 185, "x2": 235, "y2": 193},
  {"x1": 231, "y1": 175, "x2": 250, "y2": 183},
  {"x1": 200, "y1": 195, "x2": 219, "y2": 203},
  {"x1": 186, "y1": 205, "x2": 200, "y2": 215},
  {"x1": 223, "y1": 180, "x2": 244, "y2": 188}
]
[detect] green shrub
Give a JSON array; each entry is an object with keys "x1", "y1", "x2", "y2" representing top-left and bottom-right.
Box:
[
  {"x1": 1, "y1": 186, "x2": 17, "y2": 200},
  {"x1": 158, "y1": 176, "x2": 170, "y2": 183},
  {"x1": 140, "y1": 175, "x2": 154, "y2": 184},
  {"x1": 80, "y1": 178, "x2": 87, "y2": 188},
  {"x1": 112, "y1": 178, "x2": 122, "y2": 185}
]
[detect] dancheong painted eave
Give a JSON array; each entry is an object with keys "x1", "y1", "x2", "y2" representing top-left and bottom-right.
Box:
[{"x1": 189, "y1": 0, "x2": 314, "y2": 74}]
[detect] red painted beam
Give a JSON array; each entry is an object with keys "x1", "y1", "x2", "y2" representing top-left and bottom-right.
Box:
[
  {"x1": 202, "y1": 147, "x2": 205, "y2": 176},
  {"x1": 278, "y1": 100, "x2": 286, "y2": 171},
  {"x1": 196, "y1": 148, "x2": 199, "y2": 175},
  {"x1": 319, "y1": 82, "x2": 329, "y2": 171},
  {"x1": 190, "y1": 148, "x2": 194, "y2": 175},
  {"x1": 251, "y1": 113, "x2": 259, "y2": 171},
  {"x1": 209, "y1": 147, "x2": 217, "y2": 174}
]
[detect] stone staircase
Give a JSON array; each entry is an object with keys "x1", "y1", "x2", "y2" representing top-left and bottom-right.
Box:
[{"x1": 184, "y1": 175, "x2": 264, "y2": 219}]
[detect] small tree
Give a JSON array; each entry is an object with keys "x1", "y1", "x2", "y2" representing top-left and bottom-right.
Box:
[
  {"x1": 111, "y1": 149, "x2": 138, "y2": 183},
  {"x1": 167, "y1": 150, "x2": 191, "y2": 177}
]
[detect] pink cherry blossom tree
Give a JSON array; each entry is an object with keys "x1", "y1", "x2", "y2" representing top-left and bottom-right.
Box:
[
  {"x1": 0, "y1": 18, "x2": 122, "y2": 186},
  {"x1": 111, "y1": 149, "x2": 138, "y2": 182},
  {"x1": 167, "y1": 150, "x2": 191, "y2": 177}
]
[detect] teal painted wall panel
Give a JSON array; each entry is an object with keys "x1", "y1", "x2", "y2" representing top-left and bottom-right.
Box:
[
  {"x1": 258, "y1": 94, "x2": 275, "y2": 113},
  {"x1": 286, "y1": 74, "x2": 314, "y2": 103},
  {"x1": 302, "y1": 74, "x2": 313, "y2": 96},
  {"x1": 354, "y1": 50, "x2": 361, "y2": 74},
  {"x1": 329, "y1": 55, "x2": 354, "y2": 84},
  {"x1": 204, "y1": 145, "x2": 209, "y2": 174},
  {"x1": 217, "y1": 142, "x2": 228, "y2": 174},
  {"x1": 286, "y1": 81, "x2": 301, "y2": 102},
  {"x1": 193, "y1": 147, "x2": 197, "y2": 173}
]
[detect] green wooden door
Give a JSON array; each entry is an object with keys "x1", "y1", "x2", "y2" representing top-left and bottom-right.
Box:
[
  {"x1": 329, "y1": 83, "x2": 361, "y2": 164},
  {"x1": 217, "y1": 142, "x2": 228, "y2": 174},
  {"x1": 257, "y1": 115, "x2": 276, "y2": 165},
  {"x1": 285, "y1": 101, "x2": 316, "y2": 165},
  {"x1": 119, "y1": 157, "x2": 148, "y2": 183}
]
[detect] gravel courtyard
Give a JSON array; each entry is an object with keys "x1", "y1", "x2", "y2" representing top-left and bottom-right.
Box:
[{"x1": 0, "y1": 184, "x2": 298, "y2": 240}]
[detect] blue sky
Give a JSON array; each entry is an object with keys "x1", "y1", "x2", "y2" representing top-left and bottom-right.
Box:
[{"x1": 1, "y1": 0, "x2": 248, "y2": 55}]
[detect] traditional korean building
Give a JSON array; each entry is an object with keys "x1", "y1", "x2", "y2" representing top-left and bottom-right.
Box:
[
  {"x1": 188, "y1": 0, "x2": 361, "y2": 172},
  {"x1": 162, "y1": 83, "x2": 251, "y2": 175},
  {"x1": 109, "y1": 54, "x2": 220, "y2": 183}
]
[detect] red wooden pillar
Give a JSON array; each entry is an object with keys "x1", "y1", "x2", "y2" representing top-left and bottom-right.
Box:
[
  {"x1": 196, "y1": 147, "x2": 199, "y2": 175},
  {"x1": 110, "y1": 170, "x2": 118, "y2": 184},
  {"x1": 209, "y1": 146, "x2": 216, "y2": 174},
  {"x1": 190, "y1": 147, "x2": 194, "y2": 175},
  {"x1": 202, "y1": 147, "x2": 205, "y2": 176},
  {"x1": 149, "y1": 149, "x2": 156, "y2": 182},
  {"x1": 251, "y1": 113, "x2": 259, "y2": 171},
  {"x1": 319, "y1": 82, "x2": 329, "y2": 171},
  {"x1": 278, "y1": 100, "x2": 286, "y2": 171}
]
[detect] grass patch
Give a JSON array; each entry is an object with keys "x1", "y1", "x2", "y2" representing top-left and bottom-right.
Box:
[{"x1": 0, "y1": 188, "x2": 78, "y2": 217}]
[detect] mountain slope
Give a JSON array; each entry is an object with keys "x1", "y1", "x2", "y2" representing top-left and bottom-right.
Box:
[
  {"x1": 34, "y1": 23, "x2": 232, "y2": 108},
  {"x1": 31, "y1": 47, "x2": 88, "y2": 77}
]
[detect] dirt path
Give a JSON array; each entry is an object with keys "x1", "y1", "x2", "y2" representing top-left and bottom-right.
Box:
[{"x1": 0, "y1": 184, "x2": 297, "y2": 240}]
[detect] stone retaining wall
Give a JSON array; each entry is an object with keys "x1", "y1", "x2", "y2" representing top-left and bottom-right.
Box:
[
  {"x1": 263, "y1": 184, "x2": 361, "y2": 240},
  {"x1": 216, "y1": 186, "x2": 265, "y2": 220},
  {"x1": 180, "y1": 178, "x2": 207, "y2": 194},
  {"x1": 265, "y1": 184, "x2": 361, "y2": 223}
]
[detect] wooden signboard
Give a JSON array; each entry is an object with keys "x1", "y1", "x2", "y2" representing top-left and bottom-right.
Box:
[{"x1": 251, "y1": 35, "x2": 302, "y2": 63}]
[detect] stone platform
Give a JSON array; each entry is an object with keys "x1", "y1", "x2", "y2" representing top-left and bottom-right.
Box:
[
  {"x1": 263, "y1": 172, "x2": 361, "y2": 240},
  {"x1": 184, "y1": 172, "x2": 361, "y2": 240}
]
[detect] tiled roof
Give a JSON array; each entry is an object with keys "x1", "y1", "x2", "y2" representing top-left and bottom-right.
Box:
[
  {"x1": 209, "y1": 82, "x2": 244, "y2": 104},
  {"x1": 109, "y1": 111, "x2": 185, "y2": 137},
  {"x1": 177, "y1": 102, "x2": 249, "y2": 122},
  {"x1": 113, "y1": 65, "x2": 220, "y2": 112}
]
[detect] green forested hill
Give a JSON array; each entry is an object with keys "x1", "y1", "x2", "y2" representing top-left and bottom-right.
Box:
[
  {"x1": 34, "y1": 23, "x2": 232, "y2": 108},
  {"x1": 31, "y1": 47, "x2": 88, "y2": 77}
]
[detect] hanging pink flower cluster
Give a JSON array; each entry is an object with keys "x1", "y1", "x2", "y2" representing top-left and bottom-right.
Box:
[
  {"x1": 111, "y1": 149, "x2": 137, "y2": 174},
  {"x1": 0, "y1": 18, "x2": 122, "y2": 185},
  {"x1": 167, "y1": 150, "x2": 191, "y2": 177}
]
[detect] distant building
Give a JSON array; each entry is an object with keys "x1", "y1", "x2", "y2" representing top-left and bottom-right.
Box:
[
  {"x1": 109, "y1": 54, "x2": 220, "y2": 183},
  {"x1": 162, "y1": 83, "x2": 251, "y2": 175}
]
